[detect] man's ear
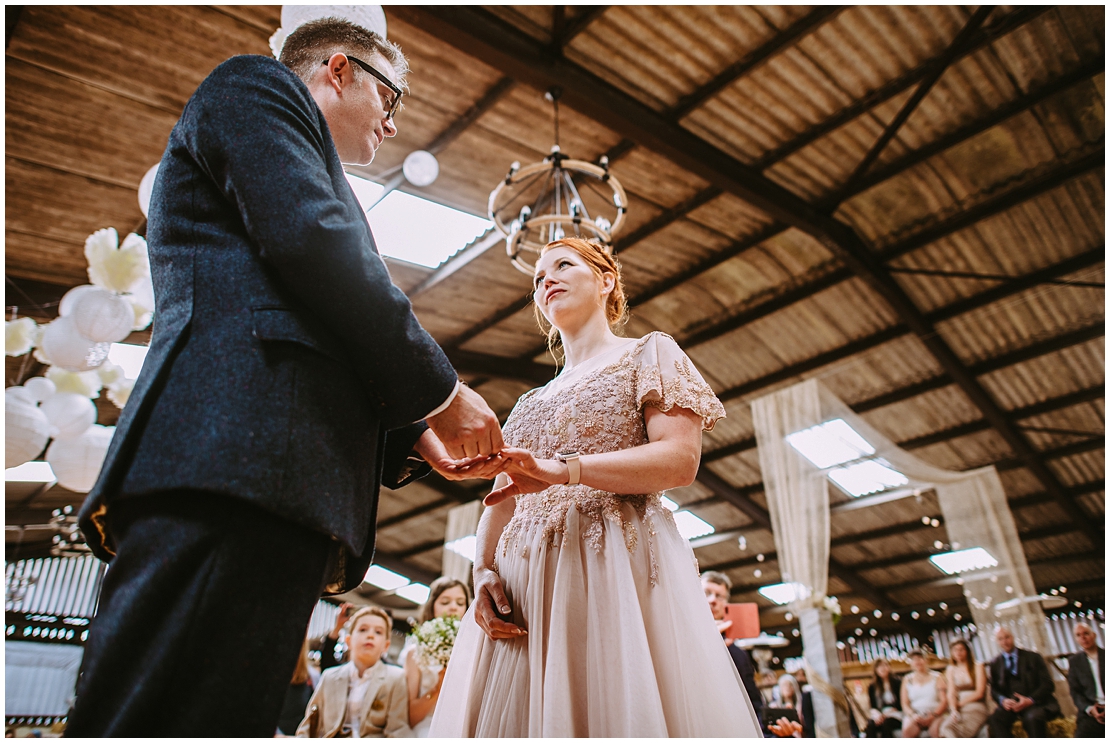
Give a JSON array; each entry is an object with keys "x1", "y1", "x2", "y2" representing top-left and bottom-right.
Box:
[{"x1": 324, "y1": 52, "x2": 352, "y2": 95}]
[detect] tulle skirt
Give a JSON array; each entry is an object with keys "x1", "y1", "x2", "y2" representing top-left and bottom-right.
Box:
[{"x1": 429, "y1": 500, "x2": 763, "y2": 737}]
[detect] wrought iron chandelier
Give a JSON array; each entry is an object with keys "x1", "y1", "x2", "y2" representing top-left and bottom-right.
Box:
[{"x1": 489, "y1": 88, "x2": 629, "y2": 275}]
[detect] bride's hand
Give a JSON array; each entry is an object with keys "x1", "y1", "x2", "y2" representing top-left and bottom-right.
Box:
[
  {"x1": 414, "y1": 430, "x2": 507, "y2": 481},
  {"x1": 473, "y1": 566, "x2": 527, "y2": 641},
  {"x1": 483, "y1": 448, "x2": 566, "y2": 505}
]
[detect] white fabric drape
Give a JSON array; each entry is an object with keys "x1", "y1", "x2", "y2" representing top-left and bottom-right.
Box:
[{"x1": 752, "y1": 379, "x2": 1050, "y2": 651}]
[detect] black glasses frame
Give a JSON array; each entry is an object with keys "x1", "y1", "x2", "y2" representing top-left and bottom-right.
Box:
[{"x1": 324, "y1": 54, "x2": 403, "y2": 120}]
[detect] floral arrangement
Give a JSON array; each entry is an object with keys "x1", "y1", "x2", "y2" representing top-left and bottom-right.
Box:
[
  {"x1": 411, "y1": 615, "x2": 461, "y2": 669},
  {"x1": 5, "y1": 227, "x2": 154, "y2": 494},
  {"x1": 822, "y1": 595, "x2": 842, "y2": 625}
]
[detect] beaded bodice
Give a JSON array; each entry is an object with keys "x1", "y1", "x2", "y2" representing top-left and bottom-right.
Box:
[{"x1": 496, "y1": 333, "x2": 725, "y2": 573}]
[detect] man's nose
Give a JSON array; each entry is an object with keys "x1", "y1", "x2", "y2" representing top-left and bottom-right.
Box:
[{"x1": 383, "y1": 118, "x2": 397, "y2": 138}]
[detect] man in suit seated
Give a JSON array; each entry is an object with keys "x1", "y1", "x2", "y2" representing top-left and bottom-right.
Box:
[
  {"x1": 701, "y1": 571, "x2": 764, "y2": 727},
  {"x1": 1068, "y1": 622, "x2": 1105, "y2": 738},
  {"x1": 986, "y1": 626, "x2": 1059, "y2": 737}
]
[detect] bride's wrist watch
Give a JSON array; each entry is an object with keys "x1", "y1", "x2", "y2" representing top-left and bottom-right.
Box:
[{"x1": 555, "y1": 451, "x2": 581, "y2": 485}]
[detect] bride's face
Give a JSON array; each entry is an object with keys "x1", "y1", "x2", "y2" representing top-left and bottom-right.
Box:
[{"x1": 533, "y1": 247, "x2": 613, "y2": 332}]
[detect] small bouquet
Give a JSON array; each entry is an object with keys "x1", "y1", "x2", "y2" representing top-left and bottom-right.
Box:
[
  {"x1": 412, "y1": 615, "x2": 461, "y2": 669},
  {"x1": 822, "y1": 595, "x2": 842, "y2": 625}
]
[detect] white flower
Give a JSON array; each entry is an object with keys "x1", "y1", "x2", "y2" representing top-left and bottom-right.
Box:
[
  {"x1": 85, "y1": 228, "x2": 151, "y2": 293},
  {"x1": 125, "y1": 274, "x2": 155, "y2": 330},
  {"x1": 107, "y1": 378, "x2": 135, "y2": 409},
  {"x1": 6, "y1": 317, "x2": 37, "y2": 356},
  {"x1": 45, "y1": 366, "x2": 103, "y2": 399},
  {"x1": 96, "y1": 361, "x2": 125, "y2": 386},
  {"x1": 412, "y1": 615, "x2": 460, "y2": 669}
]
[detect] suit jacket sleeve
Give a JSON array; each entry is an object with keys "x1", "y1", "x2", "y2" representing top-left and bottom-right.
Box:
[
  {"x1": 295, "y1": 678, "x2": 326, "y2": 737},
  {"x1": 383, "y1": 670, "x2": 413, "y2": 738},
  {"x1": 727, "y1": 644, "x2": 763, "y2": 715},
  {"x1": 1068, "y1": 652, "x2": 1095, "y2": 712},
  {"x1": 185, "y1": 58, "x2": 457, "y2": 430},
  {"x1": 1025, "y1": 650, "x2": 1056, "y2": 706},
  {"x1": 990, "y1": 658, "x2": 1009, "y2": 706}
]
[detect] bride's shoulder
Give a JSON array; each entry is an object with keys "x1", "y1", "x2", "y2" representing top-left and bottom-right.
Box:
[{"x1": 624, "y1": 331, "x2": 686, "y2": 362}]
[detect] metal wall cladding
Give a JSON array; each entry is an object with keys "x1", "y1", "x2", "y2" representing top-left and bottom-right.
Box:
[
  {"x1": 5, "y1": 557, "x2": 105, "y2": 618},
  {"x1": 5, "y1": 641, "x2": 84, "y2": 718}
]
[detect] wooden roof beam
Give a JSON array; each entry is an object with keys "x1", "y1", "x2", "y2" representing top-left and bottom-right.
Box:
[
  {"x1": 668, "y1": 6, "x2": 846, "y2": 120},
  {"x1": 555, "y1": 6, "x2": 608, "y2": 51},
  {"x1": 751, "y1": 6, "x2": 1053, "y2": 169}
]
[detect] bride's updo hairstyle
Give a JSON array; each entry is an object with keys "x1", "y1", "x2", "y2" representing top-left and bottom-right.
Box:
[{"x1": 534, "y1": 237, "x2": 628, "y2": 363}]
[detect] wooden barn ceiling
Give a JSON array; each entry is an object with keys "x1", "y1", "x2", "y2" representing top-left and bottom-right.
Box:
[{"x1": 5, "y1": 6, "x2": 1105, "y2": 645}]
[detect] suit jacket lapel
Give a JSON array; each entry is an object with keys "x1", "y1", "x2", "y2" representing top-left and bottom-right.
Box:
[{"x1": 358, "y1": 662, "x2": 389, "y2": 731}]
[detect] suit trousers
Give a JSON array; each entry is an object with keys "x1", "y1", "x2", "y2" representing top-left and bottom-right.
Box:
[
  {"x1": 1075, "y1": 713, "x2": 1105, "y2": 738},
  {"x1": 65, "y1": 490, "x2": 335, "y2": 737},
  {"x1": 986, "y1": 703, "x2": 1051, "y2": 738}
]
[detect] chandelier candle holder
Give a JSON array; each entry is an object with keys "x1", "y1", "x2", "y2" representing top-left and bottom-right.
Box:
[{"x1": 489, "y1": 88, "x2": 629, "y2": 275}]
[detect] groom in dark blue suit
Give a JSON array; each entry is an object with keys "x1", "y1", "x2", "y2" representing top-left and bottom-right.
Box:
[{"x1": 68, "y1": 18, "x2": 503, "y2": 737}]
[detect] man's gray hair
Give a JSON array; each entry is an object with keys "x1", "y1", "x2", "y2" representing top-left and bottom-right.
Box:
[
  {"x1": 280, "y1": 17, "x2": 409, "y2": 92},
  {"x1": 701, "y1": 570, "x2": 732, "y2": 591}
]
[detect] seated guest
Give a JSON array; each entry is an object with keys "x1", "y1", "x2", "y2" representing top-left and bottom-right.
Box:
[
  {"x1": 296, "y1": 608, "x2": 410, "y2": 738},
  {"x1": 900, "y1": 649, "x2": 946, "y2": 737},
  {"x1": 939, "y1": 639, "x2": 988, "y2": 738},
  {"x1": 767, "y1": 673, "x2": 815, "y2": 738},
  {"x1": 1068, "y1": 622, "x2": 1105, "y2": 739},
  {"x1": 986, "y1": 626, "x2": 1059, "y2": 737},
  {"x1": 865, "y1": 658, "x2": 902, "y2": 738},
  {"x1": 701, "y1": 570, "x2": 764, "y2": 723},
  {"x1": 318, "y1": 603, "x2": 355, "y2": 672}
]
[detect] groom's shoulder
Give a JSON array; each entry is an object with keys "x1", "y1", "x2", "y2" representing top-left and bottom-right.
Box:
[{"x1": 194, "y1": 54, "x2": 308, "y2": 104}]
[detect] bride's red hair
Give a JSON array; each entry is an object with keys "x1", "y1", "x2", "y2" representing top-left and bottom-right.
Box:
[{"x1": 533, "y1": 237, "x2": 628, "y2": 364}]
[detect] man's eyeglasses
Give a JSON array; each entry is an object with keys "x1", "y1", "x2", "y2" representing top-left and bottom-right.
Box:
[{"x1": 324, "y1": 54, "x2": 403, "y2": 121}]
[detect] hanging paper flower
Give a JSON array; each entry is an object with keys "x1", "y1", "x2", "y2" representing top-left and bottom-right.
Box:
[
  {"x1": 126, "y1": 274, "x2": 155, "y2": 331},
  {"x1": 46, "y1": 366, "x2": 103, "y2": 399},
  {"x1": 6, "y1": 387, "x2": 51, "y2": 468},
  {"x1": 6, "y1": 317, "x2": 37, "y2": 356},
  {"x1": 106, "y1": 378, "x2": 135, "y2": 409},
  {"x1": 96, "y1": 361, "x2": 125, "y2": 387},
  {"x1": 85, "y1": 228, "x2": 150, "y2": 294}
]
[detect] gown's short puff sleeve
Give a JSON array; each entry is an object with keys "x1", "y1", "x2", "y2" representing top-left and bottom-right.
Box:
[{"x1": 635, "y1": 332, "x2": 726, "y2": 431}]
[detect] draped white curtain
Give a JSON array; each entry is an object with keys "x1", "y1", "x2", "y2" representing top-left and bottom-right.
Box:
[{"x1": 752, "y1": 379, "x2": 1049, "y2": 652}]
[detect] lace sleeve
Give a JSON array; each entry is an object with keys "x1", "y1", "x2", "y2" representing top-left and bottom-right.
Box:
[{"x1": 634, "y1": 332, "x2": 725, "y2": 431}]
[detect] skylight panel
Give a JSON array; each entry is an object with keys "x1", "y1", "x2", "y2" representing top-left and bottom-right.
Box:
[
  {"x1": 363, "y1": 564, "x2": 410, "y2": 590},
  {"x1": 6, "y1": 462, "x2": 56, "y2": 482},
  {"x1": 395, "y1": 582, "x2": 431, "y2": 604},
  {"x1": 672, "y1": 511, "x2": 715, "y2": 540},
  {"x1": 346, "y1": 173, "x2": 493, "y2": 268},
  {"x1": 828, "y1": 459, "x2": 909, "y2": 497},
  {"x1": 786, "y1": 418, "x2": 875, "y2": 469},
  {"x1": 929, "y1": 547, "x2": 999, "y2": 575},
  {"x1": 758, "y1": 583, "x2": 798, "y2": 606},
  {"x1": 444, "y1": 535, "x2": 478, "y2": 563}
]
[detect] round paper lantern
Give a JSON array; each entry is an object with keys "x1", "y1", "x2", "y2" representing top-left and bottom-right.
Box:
[
  {"x1": 138, "y1": 163, "x2": 159, "y2": 217},
  {"x1": 6, "y1": 387, "x2": 50, "y2": 467},
  {"x1": 40, "y1": 316, "x2": 111, "y2": 372},
  {"x1": 403, "y1": 150, "x2": 439, "y2": 187},
  {"x1": 46, "y1": 425, "x2": 115, "y2": 493},
  {"x1": 23, "y1": 377, "x2": 57, "y2": 403},
  {"x1": 73, "y1": 288, "x2": 134, "y2": 343},
  {"x1": 59, "y1": 285, "x2": 99, "y2": 317},
  {"x1": 40, "y1": 393, "x2": 97, "y2": 440}
]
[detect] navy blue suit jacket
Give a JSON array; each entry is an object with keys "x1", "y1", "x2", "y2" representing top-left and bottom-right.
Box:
[{"x1": 79, "y1": 56, "x2": 458, "y2": 593}]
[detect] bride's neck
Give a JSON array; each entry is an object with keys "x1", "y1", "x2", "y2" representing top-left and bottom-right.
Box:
[{"x1": 558, "y1": 312, "x2": 622, "y2": 369}]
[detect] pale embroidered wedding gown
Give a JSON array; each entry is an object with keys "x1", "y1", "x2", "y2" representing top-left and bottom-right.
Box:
[{"x1": 430, "y1": 332, "x2": 763, "y2": 737}]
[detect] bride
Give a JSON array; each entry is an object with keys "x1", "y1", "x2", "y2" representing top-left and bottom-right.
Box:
[{"x1": 428, "y1": 237, "x2": 762, "y2": 737}]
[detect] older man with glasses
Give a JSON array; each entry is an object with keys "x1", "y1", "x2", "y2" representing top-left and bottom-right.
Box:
[{"x1": 67, "y1": 16, "x2": 503, "y2": 738}]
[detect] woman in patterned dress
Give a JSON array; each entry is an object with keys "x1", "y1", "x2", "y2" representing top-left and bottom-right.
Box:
[{"x1": 429, "y1": 237, "x2": 762, "y2": 737}]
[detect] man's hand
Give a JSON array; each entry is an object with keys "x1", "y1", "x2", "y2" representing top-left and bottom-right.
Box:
[
  {"x1": 414, "y1": 430, "x2": 507, "y2": 481},
  {"x1": 329, "y1": 602, "x2": 354, "y2": 639},
  {"x1": 472, "y1": 566, "x2": 526, "y2": 641},
  {"x1": 426, "y1": 385, "x2": 504, "y2": 459},
  {"x1": 715, "y1": 618, "x2": 733, "y2": 644},
  {"x1": 767, "y1": 718, "x2": 802, "y2": 737},
  {"x1": 1013, "y1": 694, "x2": 1033, "y2": 712},
  {"x1": 1000, "y1": 698, "x2": 1018, "y2": 712},
  {"x1": 1089, "y1": 705, "x2": 1105, "y2": 724}
]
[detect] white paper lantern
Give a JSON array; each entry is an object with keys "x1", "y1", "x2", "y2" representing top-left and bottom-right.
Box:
[
  {"x1": 127, "y1": 275, "x2": 156, "y2": 331},
  {"x1": 40, "y1": 316, "x2": 111, "y2": 372},
  {"x1": 40, "y1": 392, "x2": 97, "y2": 440},
  {"x1": 73, "y1": 289, "x2": 135, "y2": 343},
  {"x1": 6, "y1": 388, "x2": 50, "y2": 467},
  {"x1": 403, "y1": 150, "x2": 439, "y2": 187},
  {"x1": 59, "y1": 285, "x2": 99, "y2": 316},
  {"x1": 23, "y1": 377, "x2": 57, "y2": 403},
  {"x1": 6, "y1": 317, "x2": 37, "y2": 356},
  {"x1": 138, "y1": 163, "x2": 159, "y2": 217},
  {"x1": 46, "y1": 425, "x2": 115, "y2": 493}
]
